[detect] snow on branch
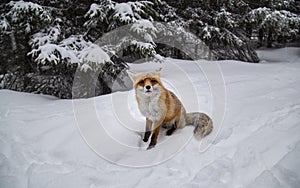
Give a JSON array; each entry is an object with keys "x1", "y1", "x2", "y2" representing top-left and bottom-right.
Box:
[
  {"x1": 84, "y1": 1, "x2": 160, "y2": 61},
  {"x1": 131, "y1": 19, "x2": 157, "y2": 43},
  {"x1": 5, "y1": 0, "x2": 52, "y2": 33},
  {"x1": 215, "y1": 8, "x2": 237, "y2": 29},
  {"x1": 79, "y1": 44, "x2": 112, "y2": 71},
  {"x1": 246, "y1": 7, "x2": 300, "y2": 38},
  {"x1": 79, "y1": 43, "x2": 111, "y2": 64},
  {"x1": 28, "y1": 43, "x2": 78, "y2": 65},
  {"x1": 201, "y1": 25, "x2": 220, "y2": 40},
  {"x1": 0, "y1": 17, "x2": 10, "y2": 32},
  {"x1": 29, "y1": 34, "x2": 112, "y2": 71},
  {"x1": 268, "y1": 0, "x2": 295, "y2": 9},
  {"x1": 84, "y1": 1, "x2": 114, "y2": 26},
  {"x1": 113, "y1": 1, "x2": 153, "y2": 23},
  {"x1": 29, "y1": 23, "x2": 62, "y2": 48},
  {"x1": 84, "y1": 0, "x2": 155, "y2": 29}
]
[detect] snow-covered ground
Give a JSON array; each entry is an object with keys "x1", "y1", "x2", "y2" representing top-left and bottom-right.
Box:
[{"x1": 1, "y1": 47, "x2": 300, "y2": 188}]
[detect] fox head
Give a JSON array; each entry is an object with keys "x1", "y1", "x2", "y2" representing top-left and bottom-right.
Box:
[{"x1": 127, "y1": 70, "x2": 163, "y2": 97}]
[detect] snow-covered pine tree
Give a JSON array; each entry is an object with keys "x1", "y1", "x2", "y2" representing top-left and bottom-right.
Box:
[
  {"x1": 0, "y1": 0, "x2": 162, "y2": 98},
  {"x1": 168, "y1": 1, "x2": 260, "y2": 62},
  {"x1": 245, "y1": 6, "x2": 300, "y2": 47},
  {"x1": 1, "y1": 0, "x2": 300, "y2": 98},
  {"x1": 246, "y1": 0, "x2": 296, "y2": 10},
  {"x1": 148, "y1": 1, "x2": 210, "y2": 60},
  {"x1": 84, "y1": 0, "x2": 160, "y2": 62},
  {"x1": 0, "y1": 1, "x2": 76, "y2": 97},
  {"x1": 0, "y1": 1, "x2": 52, "y2": 73},
  {"x1": 0, "y1": 0, "x2": 114, "y2": 98}
]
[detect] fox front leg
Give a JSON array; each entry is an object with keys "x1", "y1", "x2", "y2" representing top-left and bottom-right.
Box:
[
  {"x1": 147, "y1": 119, "x2": 163, "y2": 150},
  {"x1": 143, "y1": 118, "x2": 152, "y2": 142},
  {"x1": 147, "y1": 126, "x2": 161, "y2": 150}
]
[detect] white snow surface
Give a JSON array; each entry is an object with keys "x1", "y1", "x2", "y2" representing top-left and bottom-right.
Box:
[{"x1": 1, "y1": 47, "x2": 300, "y2": 187}]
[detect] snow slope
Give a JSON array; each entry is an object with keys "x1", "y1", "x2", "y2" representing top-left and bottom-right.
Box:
[{"x1": 1, "y1": 47, "x2": 300, "y2": 188}]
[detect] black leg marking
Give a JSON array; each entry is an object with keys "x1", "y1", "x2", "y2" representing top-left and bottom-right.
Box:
[
  {"x1": 144, "y1": 118, "x2": 152, "y2": 142},
  {"x1": 147, "y1": 134, "x2": 157, "y2": 149},
  {"x1": 147, "y1": 126, "x2": 160, "y2": 150},
  {"x1": 143, "y1": 131, "x2": 151, "y2": 142},
  {"x1": 166, "y1": 126, "x2": 176, "y2": 136},
  {"x1": 166, "y1": 121, "x2": 177, "y2": 136}
]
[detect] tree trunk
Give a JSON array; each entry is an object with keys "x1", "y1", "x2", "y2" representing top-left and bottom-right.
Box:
[
  {"x1": 258, "y1": 28, "x2": 264, "y2": 47},
  {"x1": 267, "y1": 29, "x2": 273, "y2": 48}
]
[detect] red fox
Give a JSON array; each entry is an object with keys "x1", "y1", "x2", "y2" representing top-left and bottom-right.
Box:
[{"x1": 127, "y1": 70, "x2": 213, "y2": 150}]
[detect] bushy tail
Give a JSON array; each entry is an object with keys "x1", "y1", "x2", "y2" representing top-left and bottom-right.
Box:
[{"x1": 186, "y1": 112, "x2": 213, "y2": 140}]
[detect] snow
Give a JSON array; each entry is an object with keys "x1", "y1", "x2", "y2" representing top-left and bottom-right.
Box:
[
  {"x1": 1, "y1": 47, "x2": 300, "y2": 187},
  {"x1": 85, "y1": 1, "x2": 152, "y2": 24},
  {"x1": 114, "y1": 3, "x2": 135, "y2": 22},
  {"x1": 202, "y1": 25, "x2": 220, "y2": 39},
  {"x1": 7, "y1": 0, "x2": 51, "y2": 23},
  {"x1": 131, "y1": 19, "x2": 157, "y2": 43},
  {"x1": 8, "y1": 1, "x2": 44, "y2": 13},
  {"x1": 113, "y1": 1, "x2": 151, "y2": 23},
  {"x1": 86, "y1": 3, "x2": 102, "y2": 18},
  {"x1": 248, "y1": 7, "x2": 300, "y2": 31},
  {"x1": 29, "y1": 34, "x2": 111, "y2": 66},
  {"x1": 130, "y1": 40, "x2": 156, "y2": 54},
  {"x1": 79, "y1": 44, "x2": 111, "y2": 65},
  {"x1": 30, "y1": 25, "x2": 61, "y2": 47},
  {"x1": 29, "y1": 43, "x2": 78, "y2": 65},
  {"x1": 131, "y1": 19, "x2": 158, "y2": 34},
  {"x1": 0, "y1": 18, "x2": 10, "y2": 31}
]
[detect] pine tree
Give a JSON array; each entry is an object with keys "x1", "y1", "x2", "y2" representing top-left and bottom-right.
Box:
[
  {"x1": 0, "y1": 1, "x2": 52, "y2": 73},
  {"x1": 162, "y1": 1, "x2": 260, "y2": 62},
  {"x1": 1, "y1": 0, "x2": 299, "y2": 98},
  {"x1": 0, "y1": 0, "x2": 161, "y2": 98},
  {"x1": 0, "y1": 0, "x2": 111, "y2": 98},
  {"x1": 84, "y1": 0, "x2": 160, "y2": 61},
  {"x1": 245, "y1": 6, "x2": 300, "y2": 47}
]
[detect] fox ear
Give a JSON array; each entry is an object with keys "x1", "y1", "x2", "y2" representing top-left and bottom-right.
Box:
[
  {"x1": 126, "y1": 70, "x2": 138, "y2": 81},
  {"x1": 155, "y1": 68, "x2": 162, "y2": 77}
]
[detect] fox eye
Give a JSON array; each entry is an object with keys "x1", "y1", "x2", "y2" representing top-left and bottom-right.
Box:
[
  {"x1": 138, "y1": 80, "x2": 144, "y2": 85},
  {"x1": 151, "y1": 79, "x2": 157, "y2": 83}
]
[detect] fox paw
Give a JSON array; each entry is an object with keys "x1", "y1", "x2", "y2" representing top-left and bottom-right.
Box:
[
  {"x1": 166, "y1": 128, "x2": 176, "y2": 136},
  {"x1": 143, "y1": 137, "x2": 149, "y2": 142},
  {"x1": 143, "y1": 132, "x2": 150, "y2": 142}
]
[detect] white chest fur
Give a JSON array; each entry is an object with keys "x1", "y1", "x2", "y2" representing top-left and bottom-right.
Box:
[{"x1": 137, "y1": 92, "x2": 162, "y2": 122}]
